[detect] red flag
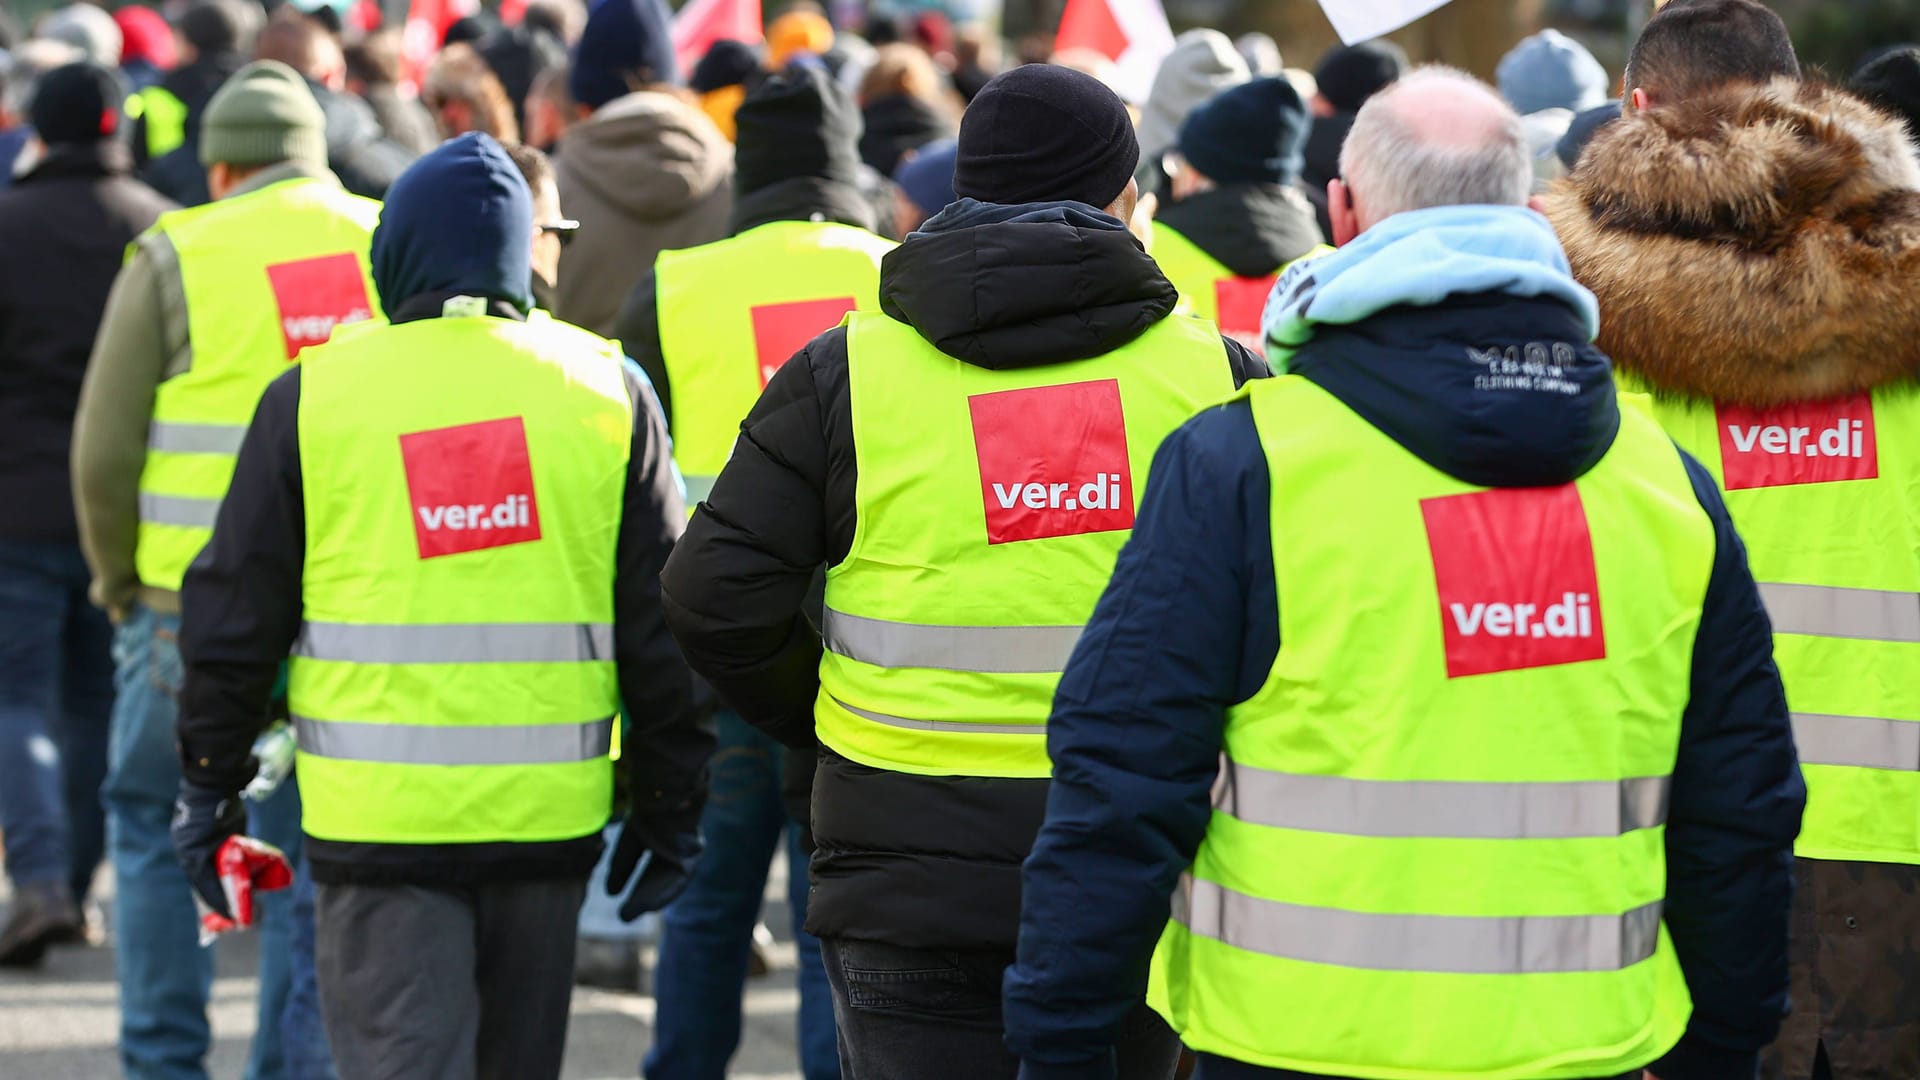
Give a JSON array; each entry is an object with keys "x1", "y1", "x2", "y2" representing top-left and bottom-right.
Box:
[
  {"x1": 401, "y1": 0, "x2": 479, "y2": 91},
  {"x1": 672, "y1": 0, "x2": 764, "y2": 77},
  {"x1": 1053, "y1": 0, "x2": 1174, "y2": 103}
]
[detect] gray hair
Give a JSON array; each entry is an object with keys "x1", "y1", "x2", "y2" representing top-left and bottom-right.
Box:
[{"x1": 1338, "y1": 66, "x2": 1532, "y2": 220}]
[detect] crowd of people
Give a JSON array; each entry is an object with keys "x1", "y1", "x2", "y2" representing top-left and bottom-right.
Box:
[{"x1": 0, "y1": 0, "x2": 1915, "y2": 1078}]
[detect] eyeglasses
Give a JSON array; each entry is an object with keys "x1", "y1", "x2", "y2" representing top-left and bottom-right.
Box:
[{"x1": 539, "y1": 220, "x2": 580, "y2": 246}]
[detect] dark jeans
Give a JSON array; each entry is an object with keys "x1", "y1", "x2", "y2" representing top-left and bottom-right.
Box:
[
  {"x1": 821, "y1": 938, "x2": 1182, "y2": 1080},
  {"x1": 315, "y1": 877, "x2": 587, "y2": 1080},
  {"x1": 0, "y1": 540, "x2": 111, "y2": 900},
  {"x1": 646, "y1": 711, "x2": 837, "y2": 1080}
]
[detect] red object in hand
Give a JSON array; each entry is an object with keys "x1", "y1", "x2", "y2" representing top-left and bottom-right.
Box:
[{"x1": 199, "y1": 836, "x2": 294, "y2": 937}]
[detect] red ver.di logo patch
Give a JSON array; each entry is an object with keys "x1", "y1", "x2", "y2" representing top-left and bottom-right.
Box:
[
  {"x1": 399, "y1": 417, "x2": 542, "y2": 559},
  {"x1": 1422, "y1": 485, "x2": 1605, "y2": 678},
  {"x1": 969, "y1": 379, "x2": 1134, "y2": 545},
  {"x1": 1214, "y1": 276, "x2": 1276, "y2": 351},
  {"x1": 750, "y1": 297, "x2": 857, "y2": 388},
  {"x1": 1716, "y1": 394, "x2": 1877, "y2": 491},
  {"x1": 264, "y1": 253, "x2": 373, "y2": 360}
]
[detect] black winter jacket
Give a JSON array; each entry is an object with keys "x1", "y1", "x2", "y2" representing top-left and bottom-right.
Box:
[
  {"x1": 0, "y1": 143, "x2": 174, "y2": 542},
  {"x1": 660, "y1": 199, "x2": 1265, "y2": 948}
]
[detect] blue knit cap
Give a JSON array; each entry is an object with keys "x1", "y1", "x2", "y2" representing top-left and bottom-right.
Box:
[
  {"x1": 371, "y1": 133, "x2": 534, "y2": 313},
  {"x1": 1178, "y1": 77, "x2": 1309, "y2": 186},
  {"x1": 570, "y1": 0, "x2": 678, "y2": 110}
]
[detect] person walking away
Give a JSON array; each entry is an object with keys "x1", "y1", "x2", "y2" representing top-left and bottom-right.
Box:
[
  {"x1": 114, "y1": 6, "x2": 178, "y2": 92},
  {"x1": 1134, "y1": 29, "x2": 1248, "y2": 198},
  {"x1": 1544, "y1": 2, "x2": 1920, "y2": 1076},
  {"x1": 71, "y1": 60, "x2": 379, "y2": 1080},
  {"x1": 343, "y1": 30, "x2": 440, "y2": 156},
  {"x1": 167, "y1": 132, "x2": 714, "y2": 1080},
  {"x1": 660, "y1": 64, "x2": 1268, "y2": 1080},
  {"x1": 617, "y1": 63, "x2": 891, "y2": 1080},
  {"x1": 555, "y1": 0, "x2": 731, "y2": 337},
  {"x1": 1300, "y1": 41, "x2": 1404, "y2": 237},
  {"x1": 1005, "y1": 65, "x2": 1807, "y2": 1080},
  {"x1": 0, "y1": 61, "x2": 175, "y2": 967},
  {"x1": 253, "y1": 10, "x2": 414, "y2": 201},
  {"x1": 1154, "y1": 77, "x2": 1328, "y2": 351},
  {"x1": 134, "y1": 0, "x2": 260, "y2": 196}
]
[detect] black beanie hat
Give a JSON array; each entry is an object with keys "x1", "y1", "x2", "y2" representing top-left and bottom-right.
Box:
[
  {"x1": 1178, "y1": 77, "x2": 1309, "y2": 186},
  {"x1": 734, "y1": 63, "x2": 863, "y2": 196},
  {"x1": 1314, "y1": 40, "x2": 1408, "y2": 114},
  {"x1": 31, "y1": 61, "x2": 128, "y2": 146},
  {"x1": 692, "y1": 39, "x2": 760, "y2": 93},
  {"x1": 1851, "y1": 46, "x2": 1920, "y2": 143},
  {"x1": 954, "y1": 65, "x2": 1139, "y2": 210}
]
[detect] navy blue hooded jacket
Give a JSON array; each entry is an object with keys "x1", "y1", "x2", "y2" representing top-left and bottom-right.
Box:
[
  {"x1": 174, "y1": 134, "x2": 711, "y2": 889},
  {"x1": 1002, "y1": 207, "x2": 1805, "y2": 1080}
]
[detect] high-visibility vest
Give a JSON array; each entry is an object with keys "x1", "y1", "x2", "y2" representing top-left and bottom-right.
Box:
[
  {"x1": 816, "y1": 311, "x2": 1236, "y2": 779},
  {"x1": 134, "y1": 85, "x2": 189, "y2": 160},
  {"x1": 289, "y1": 310, "x2": 632, "y2": 845},
  {"x1": 134, "y1": 177, "x2": 381, "y2": 592},
  {"x1": 654, "y1": 220, "x2": 896, "y2": 503},
  {"x1": 1150, "y1": 376, "x2": 1711, "y2": 1078},
  {"x1": 1154, "y1": 223, "x2": 1331, "y2": 351},
  {"x1": 1631, "y1": 383, "x2": 1920, "y2": 865}
]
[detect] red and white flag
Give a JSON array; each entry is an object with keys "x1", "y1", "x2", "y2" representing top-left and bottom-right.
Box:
[
  {"x1": 1053, "y1": 0, "x2": 1174, "y2": 104},
  {"x1": 402, "y1": 0, "x2": 478, "y2": 90},
  {"x1": 672, "y1": 0, "x2": 764, "y2": 77}
]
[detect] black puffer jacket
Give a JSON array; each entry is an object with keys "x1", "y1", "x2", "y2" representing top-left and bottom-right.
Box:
[{"x1": 660, "y1": 199, "x2": 1265, "y2": 948}]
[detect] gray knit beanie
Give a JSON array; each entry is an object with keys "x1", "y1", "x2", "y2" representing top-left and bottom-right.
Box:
[{"x1": 198, "y1": 60, "x2": 328, "y2": 168}]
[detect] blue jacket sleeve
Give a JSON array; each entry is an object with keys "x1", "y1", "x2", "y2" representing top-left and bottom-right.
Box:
[
  {"x1": 1003, "y1": 398, "x2": 1278, "y2": 1079},
  {"x1": 1652, "y1": 451, "x2": 1806, "y2": 1080}
]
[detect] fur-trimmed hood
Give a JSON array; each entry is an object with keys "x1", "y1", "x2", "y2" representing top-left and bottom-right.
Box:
[{"x1": 1546, "y1": 78, "x2": 1920, "y2": 406}]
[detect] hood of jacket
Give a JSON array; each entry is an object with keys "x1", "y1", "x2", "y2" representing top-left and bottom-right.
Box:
[
  {"x1": 560, "y1": 91, "x2": 733, "y2": 222},
  {"x1": 879, "y1": 198, "x2": 1178, "y2": 370},
  {"x1": 730, "y1": 174, "x2": 876, "y2": 235},
  {"x1": 1156, "y1": 182, "x2": 1325, "y2": 277},
  {"x1": 371, "y1": 133, "x2": 533, "y2": 313},
  {"x1": 1547, "y1": 78, "x2": 1920, "y2": 406},
  {"x1": 1265, "y1": 204, "x2": 1619, "y2": 487}
]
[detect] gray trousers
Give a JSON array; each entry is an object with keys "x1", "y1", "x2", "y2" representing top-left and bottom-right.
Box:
[{"x1": 315, "y1": 877, "x2": 588, "y2": 1080}]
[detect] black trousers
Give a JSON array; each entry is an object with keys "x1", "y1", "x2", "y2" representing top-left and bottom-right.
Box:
[
  {"x1": 314, "y1": 877, "x2": 588, "y2": 1080},
  {"x1": 821, "y1": 936, "x2": 1184, "y2": 1080}
]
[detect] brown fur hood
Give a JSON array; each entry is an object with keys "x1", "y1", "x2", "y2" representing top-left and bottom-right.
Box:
[{"x1": 1546, "y1": 78, "x2": 1920, "y2": 405}]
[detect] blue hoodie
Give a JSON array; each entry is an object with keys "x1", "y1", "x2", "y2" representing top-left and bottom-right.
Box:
[
  {"x1": 370, "y1": 132, "x2": 533, "y2": 317},
  {"x1": 1003, "y1": 206, "x2": 1803, "y2": 1080}
]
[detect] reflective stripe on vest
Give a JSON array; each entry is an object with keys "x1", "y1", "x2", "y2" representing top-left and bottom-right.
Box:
[
  {"x1": 816, "y1": 311, "x2": 1237, "y2": 779},
  {"x1": 1759, "y1": 582, "x2": 1920, "y2": 642},
  {"x1": 295, "y1": 714, "x2": 613, "y2": 765},
  {"x1": 822, "y1": 607, "x2": 1082, "y2": 674},
  {"x1": 135, "y1": 177, "x2": 381, "y2": 593},
  {"x1": 1213, "y1": 756, "x2": 1671, "y2": 839},
  {"x1": 148, "y1": 421, "x2": 249, "y2": 455},
  {"x1": 1173, "y1": 875, "x2": 1665, "y2": 975},
  {"x1": 655, "y1": 220, "x2": 894, "y2": 494},
  {"x1": 139, "y1": 493, "x2": 221, "y2": 528},
  {"x1": 1149, "y1": 377, "x2": 1706, "y2": 1078},
  {"x1": 293, "y1": 621, "x2": 614, "y2": 664},
  {"x1": 291, "y1": 314, "x2": 631, "y2": 846},
  {"x1": 1791, "y1": 712, "x2": 1920, "y2": 771},
  {"x1": 1631, "y1": 383, "x2": 1920, "y2": 866}
]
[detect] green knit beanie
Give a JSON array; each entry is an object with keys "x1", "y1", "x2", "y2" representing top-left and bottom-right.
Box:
[{"x1": 198, "y1": 60, "x2": 328, "y2": 168}]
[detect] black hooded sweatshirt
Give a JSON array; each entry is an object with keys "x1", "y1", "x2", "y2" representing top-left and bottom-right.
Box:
[{"x1": 659, "y1": 199, "x2": 1265, "y2": 948}]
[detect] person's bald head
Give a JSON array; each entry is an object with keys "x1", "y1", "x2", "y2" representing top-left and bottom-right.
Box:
[
  {"x1": 1331, "y1": 66, "x2": 1532, "y2": 243},
  {"x1": 255, "y1": 8, "x2": 345, "y2": 90}
]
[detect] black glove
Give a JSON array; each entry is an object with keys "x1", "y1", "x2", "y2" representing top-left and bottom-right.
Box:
[
  {"x1": 170, "y1": 781, "x2": 248, "y2": 919},
  {"x1": 606, "y1": 810, "x2": 703, "y2": 920}
]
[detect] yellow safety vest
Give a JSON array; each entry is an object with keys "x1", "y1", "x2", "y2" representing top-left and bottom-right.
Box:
[
  {"x1": 1154, "y1": 224, "x2": 1331, "y2": 351},
  {"x1": 134, "y1": 177, "x2": 381, "y2": 592},
  {"x1": 290, "y1": 310, "x2": 632, "y2": 845},
  {"x1": 654, "y1": 220, "x2": 896, "y2": 503},
  {"x1": 134, "y1": 85, "x2": 190, "y2": 160},
  {"x1": 1632, "y1": 382, "x2": 1920, "y2": 865},
  {"x1": 1150, "y1": 376, "x2": 1710, "y2": 1078},
  {"x1": 816, "y1": 311, "x2": 1236, "y2": 780}
]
